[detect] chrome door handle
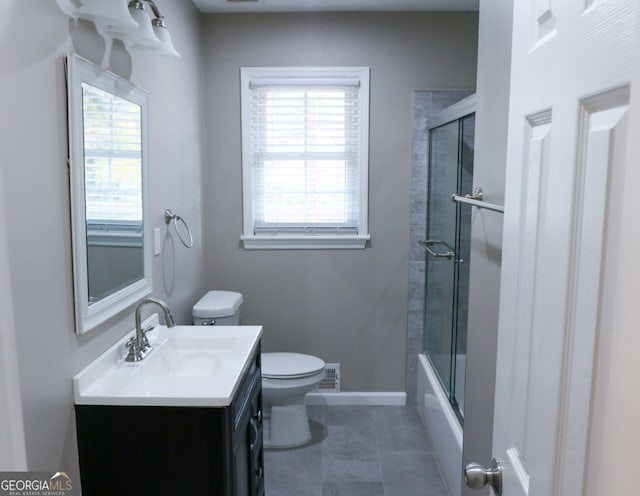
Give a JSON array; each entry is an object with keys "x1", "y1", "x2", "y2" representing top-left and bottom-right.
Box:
[
  {"x1": 464, "y1": 458, "x2": 502, "y2": 496},
  {"x1": 418, "y1": 239, "x2": 455, "y2": 259}
]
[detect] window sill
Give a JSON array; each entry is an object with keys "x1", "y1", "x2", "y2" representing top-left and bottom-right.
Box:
[{"x1": 241, "y1": 235, "x2": 370, "y2": 250}]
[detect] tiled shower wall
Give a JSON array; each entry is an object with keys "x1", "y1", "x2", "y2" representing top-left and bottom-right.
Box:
[{"x1": 406, "y1": 90, "x2": 473, "y2": 404}]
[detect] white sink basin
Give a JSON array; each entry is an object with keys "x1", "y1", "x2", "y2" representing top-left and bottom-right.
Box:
[
  {"x1": 137, "y1": 337, "x2": 235, "y2": 377},
  {"x1": 73, "y1": 317, "x2": 262, "y2": 407}
]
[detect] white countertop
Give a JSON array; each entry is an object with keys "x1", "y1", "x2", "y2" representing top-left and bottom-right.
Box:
[{"x1": 73, "y1": 318, "x2": 262, "y2": 407}]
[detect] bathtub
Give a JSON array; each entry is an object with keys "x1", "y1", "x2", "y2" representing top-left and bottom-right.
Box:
[{"x1": 417, "y1": 353, "x2": 463, "y2": 496}]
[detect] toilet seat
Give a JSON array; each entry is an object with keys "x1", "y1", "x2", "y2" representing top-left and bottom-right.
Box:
[{"x1": 262, "y1": 352, "x2": 325, "y2": 379}]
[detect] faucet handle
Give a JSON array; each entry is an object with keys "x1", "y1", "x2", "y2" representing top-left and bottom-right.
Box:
[{"x1": 125, "y1": 326, "x2": 153, "y2": 351}]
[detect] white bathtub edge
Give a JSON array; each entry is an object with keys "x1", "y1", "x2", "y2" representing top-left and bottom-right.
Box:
[
  {"x1": 305, "y1": 392, "x2": 407, "y2": 406},
  {"x1": 417, "y1": 353, "x2": 463, "y2": 496}
]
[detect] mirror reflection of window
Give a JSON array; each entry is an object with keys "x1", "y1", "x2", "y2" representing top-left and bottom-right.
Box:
[{"x1": 81, "y1": 83, "x2": 144, "y2": 304}]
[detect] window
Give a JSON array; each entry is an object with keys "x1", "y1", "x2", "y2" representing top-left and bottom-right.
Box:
[
  {"x1": 240, "y1": 67, "x2": 370, "y2": 249},
  {"x1": 82, "y1": 83, "x2": 143, "y2": 247}
]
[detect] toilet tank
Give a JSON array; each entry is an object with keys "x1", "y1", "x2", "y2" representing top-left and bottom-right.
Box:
[{"x1": 192, "y1": 290, "x2": 243, "y2": 326}]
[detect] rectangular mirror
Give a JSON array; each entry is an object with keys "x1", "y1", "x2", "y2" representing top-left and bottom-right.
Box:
[{"x1": 66, "y1": 54, "x2": 152, "y2": 334}]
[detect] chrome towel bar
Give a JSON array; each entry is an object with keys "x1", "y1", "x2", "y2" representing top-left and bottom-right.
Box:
[
  {"x1": 418, "y1": 239, "x2": 455, "y2": 259},
  {"x1": 451, "y1": 187, "x2": 504, "y2": 213}
]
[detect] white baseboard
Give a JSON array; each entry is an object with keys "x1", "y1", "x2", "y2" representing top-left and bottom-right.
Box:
[{"x1": 305, "y1": 392, "x2": 406, "y2": 406}]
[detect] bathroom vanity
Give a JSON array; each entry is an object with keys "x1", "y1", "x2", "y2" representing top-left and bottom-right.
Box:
[{"x1": 73, "y1": 322, "x2": 264, "y2": 496}]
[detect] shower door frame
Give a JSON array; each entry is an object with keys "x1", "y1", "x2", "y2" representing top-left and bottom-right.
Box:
[{"x1": 423, "y1": 94, "x2": 476, "y2": 425}]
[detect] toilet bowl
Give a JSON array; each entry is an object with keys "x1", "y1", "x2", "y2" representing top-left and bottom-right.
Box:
[
  {"x1": 193, "y1": 291, "x2": 325, "y2": 448},
  {"x1": 261, "y1": 352, "x2": 326, "y2": 448}
]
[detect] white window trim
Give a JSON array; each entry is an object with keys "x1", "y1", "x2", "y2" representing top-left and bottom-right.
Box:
[
  {"x1": 86, "y1": 220, "x2": 143, "y2": 247},
  {"x1": 240, "y1": 66, "x2": 370, "y2": 250}
]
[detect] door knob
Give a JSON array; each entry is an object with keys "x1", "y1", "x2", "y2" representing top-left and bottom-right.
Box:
[{"x1": 464, "y1": 458, "x2": 502, "y2": 496}]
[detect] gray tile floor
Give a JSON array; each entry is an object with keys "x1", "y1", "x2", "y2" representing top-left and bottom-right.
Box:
[{"x1": 264, "y1": 405, "x2": 449, "y2": 496}]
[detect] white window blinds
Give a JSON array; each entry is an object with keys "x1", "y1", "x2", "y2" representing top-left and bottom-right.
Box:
[
  {"x1": 250, "y1": 84, "x2": 359, "y2": 233},
  {"x1": 82, "y1": 83, "x2": 142, "y2": 224},
  {"x1": 241, "y1": 68, "x2": 369, "y2": 248}
]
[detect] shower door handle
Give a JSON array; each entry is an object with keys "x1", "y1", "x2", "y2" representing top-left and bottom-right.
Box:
[{"x1": 418, "y1": 240, "x2": 455, "y2": 260}]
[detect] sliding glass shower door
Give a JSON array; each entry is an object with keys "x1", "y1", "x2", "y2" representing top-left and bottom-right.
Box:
[{"x1": 423, "y1": 109, "x2": 475, "y2": 424}]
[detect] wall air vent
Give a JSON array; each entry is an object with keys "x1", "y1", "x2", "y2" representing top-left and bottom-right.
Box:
[{"x1": 316, "y1": 363, "x2": 340, "y2": 393}]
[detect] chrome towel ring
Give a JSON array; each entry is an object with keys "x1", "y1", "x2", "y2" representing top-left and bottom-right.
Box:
[{"x1": 164, "y1": 209, "x2": 193, "y2": 248}]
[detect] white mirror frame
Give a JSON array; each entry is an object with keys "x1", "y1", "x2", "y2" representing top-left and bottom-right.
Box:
[{"x1": 66, "y1": 54, "x2": 152, "y2": 334}]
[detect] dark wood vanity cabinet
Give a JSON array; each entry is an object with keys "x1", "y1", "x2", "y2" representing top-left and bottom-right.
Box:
[{"x1": 75, "y1": 346, "x2": 264, "y2": 496}]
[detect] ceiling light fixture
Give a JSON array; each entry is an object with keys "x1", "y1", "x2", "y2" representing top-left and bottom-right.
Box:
[
  {"x1": 74, "y1": 0, "x2": 138, "y2": 29},
  {"x1": 75, "y1": 0, "x2": 180, "y2": 58},
  {"x1": 147, "y1": 16, "x2": 181, "y2": 58},
  {"x1": 108, "y1": 1, "x2": 161, "y2": 48}
]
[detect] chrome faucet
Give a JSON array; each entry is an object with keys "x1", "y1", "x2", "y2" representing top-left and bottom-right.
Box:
[{"x1": 125, "y1": 298, "x2": 176, "y2": 362}]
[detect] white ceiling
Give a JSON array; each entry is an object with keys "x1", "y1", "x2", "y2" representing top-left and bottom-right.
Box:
[{"x1": 191, "y1": 0, "x2": 479, "y2": 13}]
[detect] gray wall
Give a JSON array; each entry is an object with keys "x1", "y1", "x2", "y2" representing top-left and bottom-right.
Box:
[
  {"x1": 202, "y1": 13, "x2": 479, "y2": 392},
  {"x1": 0, "y1": 0, "x2": 206, "y2": 480},
  {"x1": 0, "y1": 158, "x2": 28, "y2": 470},
  {"x1": 461, "y1": 0, "x2": 512, "y2": 494},
  {"x1": 87, "y1": 245, "x2": 143, "y2": 300}
]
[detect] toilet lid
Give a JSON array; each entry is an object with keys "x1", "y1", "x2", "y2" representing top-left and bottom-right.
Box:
[{"x1": 262, "y1": 353, "x2": 325, "y2": 379}]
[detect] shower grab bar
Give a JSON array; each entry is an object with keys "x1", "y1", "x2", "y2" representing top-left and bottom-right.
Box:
[
  {"x1": 418, "y1": 240, "x2": 455, "y2": 259},
  {"x1": 451, "y1": 187, "x2": 504, "y2": 213}
]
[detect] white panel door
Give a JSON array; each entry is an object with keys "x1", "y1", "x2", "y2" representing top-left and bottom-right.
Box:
[{"x1": 479, "y1": 1, "x2": 639, "y2": 495}]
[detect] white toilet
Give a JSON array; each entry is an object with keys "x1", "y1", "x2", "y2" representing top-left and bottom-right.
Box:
[{"x1": 193, "y1": 290, "x2": 326, "y2": 449}]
